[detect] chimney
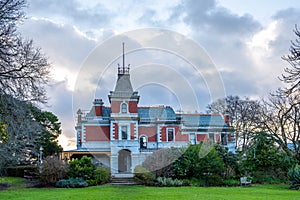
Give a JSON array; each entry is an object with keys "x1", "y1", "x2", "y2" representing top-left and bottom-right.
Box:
[
  {"x1": 224, "y1": 110, "x2": 230, "y2": 126},
  {"x1": 77, "y1": 109, "x2": 83, "y2": 122},
  {"x1": 93, "y1": 99, "x2": 104, "y2": 116}
]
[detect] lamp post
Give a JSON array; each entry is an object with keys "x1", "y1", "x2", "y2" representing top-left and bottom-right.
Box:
[{"x1": 39, "y1": 146, "x2": 43, "y2": 164}]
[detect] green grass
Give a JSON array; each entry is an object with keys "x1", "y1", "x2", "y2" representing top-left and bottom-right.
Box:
[
  {"x1": 0, "y1": 176, "x2": 26, "y2": 190},
  {"x1": 0, "y1": 178, "x2": 299, "y2": 200}
]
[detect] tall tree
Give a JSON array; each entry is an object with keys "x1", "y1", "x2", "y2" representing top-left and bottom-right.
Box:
[
  {"x1": 0, "y1": 0, "x2": 50, "y2": 103},
  {"x1": 280, "y1": 25, "x2": 300, "y2": 95},
  {"x1": 207, "y1": 95, "x2": 262, "y2": 151},
  {"x1": 261, "y1": 92, "x2": 300, "y2": 162},
  {"x1": 241, "y1": 132, "x2": 295, "y2": 181},
  {"x1": 0, "y1": 94, "x2": 62, "y2": 172},
  {"x1": 29, "y1": 105, "x2": 63, "y2": 157},
  {"x1": 261, "y1": 25, "x2": 300, "y2": 163}
]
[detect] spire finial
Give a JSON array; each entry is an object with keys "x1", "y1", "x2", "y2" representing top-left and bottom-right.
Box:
[
  {"x1": 118, "y1": 42, "x2": 130, "y2": 75},
  {"x1": 122, "y1": 42, "x2": 125, "y2": 73}
]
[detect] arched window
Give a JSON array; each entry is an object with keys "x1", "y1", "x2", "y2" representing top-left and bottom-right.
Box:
[
  {"x1": 140, "y1": 136, "x2": 147, "y2": 149},
  {"x1": 121, "y1": 103, "x2": 127, "y2": 113}
]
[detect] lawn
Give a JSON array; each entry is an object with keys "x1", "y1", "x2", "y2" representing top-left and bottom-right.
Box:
[{"x1": 0, "y1": 177, "x2": 299, "y2": 200}]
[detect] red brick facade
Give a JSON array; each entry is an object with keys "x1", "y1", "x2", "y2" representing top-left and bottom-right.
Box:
[{"x1": 85, "y1": 126, "x2": 110, "y2": 141}]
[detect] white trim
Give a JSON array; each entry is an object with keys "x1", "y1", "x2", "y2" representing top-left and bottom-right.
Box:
[
  {"x1": 110, "y1": 121, "x2": 115, "y2": 140},
  {"x1": 157, "y1": 125, "x2": 161, "y2": 142},
  {"x1": 135, "y1": 121, "x2": 138, "y2": 140},
  {"x1": 82, "y1": 124, "x2": 86, "y2": 143}
]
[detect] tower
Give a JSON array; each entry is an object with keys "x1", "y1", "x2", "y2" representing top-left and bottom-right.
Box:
[{"x1": 109, "y1": 43, "x2": 140, "y2": 174}]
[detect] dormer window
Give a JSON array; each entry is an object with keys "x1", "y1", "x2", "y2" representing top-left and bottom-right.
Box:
[{"x1": 121, "y1": 103, "x2": 127, "y2": 113}]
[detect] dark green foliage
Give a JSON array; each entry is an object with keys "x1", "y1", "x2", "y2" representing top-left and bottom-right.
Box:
[
  {"x1": 173, "y1": 143, "x2": 225, "y2": 182},
  {"x1": 55, "y1": 177, "x2": 88, "y2": 188},
  {"x1": 198, "y1": 174, "x2": 224, "y2": 187},
  {"x1": 222, "y1": 179, "x2": 240, "y2": 187},
  {"x1": 215, "y1": 144, "x2": 239, "y2": 178},
  {"x1": 240, "y1": 132, "x2": 296, "y2": 183},
  {"x1": 141, "y1": 143, "x2": 226, "y2": 186},
  {"x1": 93, "y1": 167, "x2": 111, "y2": 185},
  {"x1": 40, "y1": 156, "x2": 68, "y2": 186},
  {"x1": 0, "y1": 94, "x2": 63, "y2": 173},
  {"x1": 134, "y1": 165, "x2": 156, "y2": 186},
  {"x1": 29, "y1": 105, "x2": 63, "y2": 157},
  {"x1": 67, "y1": 156, "x2": 112, "y2": 186},
  {"x1": 288, "y1": 164, "x2": 300, "y2": 190},
  {"x1": 68, "y1": 156, "x2": 94, "y2": 181}
]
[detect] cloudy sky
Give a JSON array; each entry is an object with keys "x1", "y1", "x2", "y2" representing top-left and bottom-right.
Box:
[{"x1": 18, "y1": 0, "x2": 300, "y2": 150}]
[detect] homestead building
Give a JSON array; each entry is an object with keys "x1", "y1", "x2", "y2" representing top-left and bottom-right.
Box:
[{"x1": 63, "y1": 44, "x2": 234, "y2": 176}]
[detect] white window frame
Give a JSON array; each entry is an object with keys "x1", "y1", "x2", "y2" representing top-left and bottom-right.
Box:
[
  {"x1": 121, "y1": 125, "x2": 128, "y2": 140},
  {"x1": 121, "y1": 103, "x2": 128, "y2": 114},
  {"x1": 208, "y1": 133, "x2": 215, "y2": 143},
  {"x1": 166, "y1": 128, "x2": 175, "y2": 142},
  {"x1": 189, "y1": 133, "x2": 196, "y2": 145},
  {"x1": 139, "y1": 135, "x2": 148, "y2": 149}
]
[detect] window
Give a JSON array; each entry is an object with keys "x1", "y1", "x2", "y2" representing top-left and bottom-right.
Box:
[
  {"x1": 167, "y1": 128, "x2": 174, "y2": 142},
  {"x1": 221, "y1": 133, "x2": 227, "y2": 145},
  {"x1": 121, "y1": 126, "x2": 128, "y2": 140},
  {"x1": 208, "y1": 133, "x2": 215, "y2": 143},
  {"x1": 140, "y1": 136, "x2": 147, "y2": 149},
  {"x1": 121, "y1": 103, "x2": 127, "y2": 113},
  {"x1": 190, "y1": 133, "x2": 196, "y2": 145}
]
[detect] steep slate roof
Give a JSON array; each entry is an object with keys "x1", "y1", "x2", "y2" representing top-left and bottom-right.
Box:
[
  {"x1": 114, "y1": 74, "x2": 133, "y2": 93},
  {"x1": 85, "y1": 107, "x2": 111, "y2": 118},
  {"x1": 180, "y1": 114, "x2": 226, "y2": 127},
  {"x1": 102, "y1": 107, "x2": 111, "y2": 118},
  {"x1": 138, "y1": 106, "x2": 177, "y2": 122}
]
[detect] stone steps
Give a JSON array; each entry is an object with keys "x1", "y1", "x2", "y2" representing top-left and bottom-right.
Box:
[{"x1": 110, "y1": 177, "x2": 136, "y2": 186}]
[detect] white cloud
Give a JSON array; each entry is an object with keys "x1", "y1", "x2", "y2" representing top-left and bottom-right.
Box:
[{"x1": 247, "y1": 21, "x2": 278, "y2": 56}]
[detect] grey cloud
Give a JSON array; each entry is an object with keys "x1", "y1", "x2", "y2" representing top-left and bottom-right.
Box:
[
  {"x1": 45, "y1": 80, "x2": 75, "y2": 139},
  {"x1": 26, "y1": 0, "x2": 111, "y2": 30},
  {"x1": 270, "y1": 8, "x2": 300, "y2": 57},
  {"x1": 183, "y1": 0, "x2": 261, "y2": 36},
  {"x1": 20, "y1": 18, "x2": 97, "y2": 71}
]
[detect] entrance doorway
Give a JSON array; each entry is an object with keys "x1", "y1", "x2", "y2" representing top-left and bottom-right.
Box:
[{"x1": 118, "y1": 149, "x2": 131, "y2": 173}]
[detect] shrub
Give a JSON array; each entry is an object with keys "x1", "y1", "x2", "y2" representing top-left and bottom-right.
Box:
[
  {"x1": 5, "y1": 166, "x2": 37, "y2": 177},
  {"x1": 172, "y1": 143, "x2": 225, "y2": 180},
  {"x1": 56, "y1": 177, "x2": 88, "y2": 188},
  {"x1": 288, "y1": 164, "x2": 300, "y2": 190},
  {"x1": 93, "y1": 167, "x2": 111, "y2": 185},
  {"x1": 134, "y1": 165, "x2": 156, "y2": 186},
  {"x1": 198, "y1": 174, "x2": 223, "y2": 187},
  {"x1": 86, "y1": 179, "x2": 97, "y2": 186},
  {"x1": 223, "y1": 179, "x2": 240, "y2": 187},
  {"x1": 156, "y1": 177, "x2": 185, "y2": 187},
  {"x1": 40, "y1": 156, "x2": 68, "y2": 186},
  {"x1": 68, "y1": 156, "x2": 94, "y2": 180}
]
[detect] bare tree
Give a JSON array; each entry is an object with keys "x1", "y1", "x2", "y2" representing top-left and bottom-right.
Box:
[
  {"x1": 262, "y1": 25, "x2": 300, "y2": 162},
  {"x1": 280, "y1": 25, "x2": 300, "y2": 95},
  {"x1": 207, "y1": 95, "x2": 263, "y2": 151},
  {"x1": 0, "y1": 0, "x2": 50, "y2": 103},
  {"x1": 261, "y1": 92, "x2": 300, "y2": 161}
]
